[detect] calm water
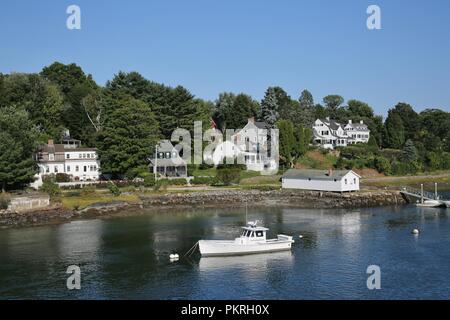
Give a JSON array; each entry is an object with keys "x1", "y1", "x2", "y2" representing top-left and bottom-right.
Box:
[{"x1": 1, "y1": 194, "x2": 450, "y2": 299}]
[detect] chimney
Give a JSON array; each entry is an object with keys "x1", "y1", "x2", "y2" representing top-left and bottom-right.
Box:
[
  {"x1": 327, "y1": 168, "x2": 333, "y2": 176},
  {"x1": 348, "y1": 120, "x2": 352, "y2": 124},
  {"x1": 360, "y1": 120, "x2": 364, "y2": 124},
  {"x1": 248, "y1": 117, "x2": 255, "y2": 124},
  {"x1": 326, "y1": 117, "x2": 330, "y2": 121},
  {"x1": 48, "y1": 139, "x2": 54, "y2": 146}
]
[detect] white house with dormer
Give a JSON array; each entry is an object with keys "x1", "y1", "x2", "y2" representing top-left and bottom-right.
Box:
[
  {"x1": 313, "y1": 118, "x2": 370, "y2": 150},
  {"x1": 31, "y1": 138, "x2": 100, "y2": 189},
  {"x1": 203, "y1": 118, "x2": 278, "y2": 172}
]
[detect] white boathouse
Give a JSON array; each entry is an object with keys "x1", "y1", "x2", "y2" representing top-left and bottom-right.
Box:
[{"x1": 281, "y1": 169, "x2": 361, "y2": 192}]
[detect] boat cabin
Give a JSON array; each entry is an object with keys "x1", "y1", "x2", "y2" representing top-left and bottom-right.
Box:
[{"x1": 239, "y1": 222, "x2": 268, "y2": 242}]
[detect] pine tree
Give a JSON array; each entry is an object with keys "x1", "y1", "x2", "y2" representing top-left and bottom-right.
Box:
[{"x1": 0, "y1": 106, "x2": 38, "y2": 191}]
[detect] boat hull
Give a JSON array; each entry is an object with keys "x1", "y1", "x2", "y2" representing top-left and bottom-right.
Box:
[{"x1": 198, "y1": 239, "x2": 293, "y2": 257}]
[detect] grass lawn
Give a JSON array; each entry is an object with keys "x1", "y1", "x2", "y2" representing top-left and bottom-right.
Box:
[{"x1": 61, "y1": 193, "x2": 140, "y2": 210}]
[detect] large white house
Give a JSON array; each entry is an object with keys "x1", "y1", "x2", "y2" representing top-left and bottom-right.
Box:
[
  {"x1": 31, "y1": 139, "x2": 100, "y2": 189},
  {"x1": 313, "y1": 118, "x2": 370, "y2": 150},
  {"x1": 203, "y1": 118, "x2": 278, "y2": 172},
  {"x1": 282, "y1": 169, "x2": 361, "y2": 192}
]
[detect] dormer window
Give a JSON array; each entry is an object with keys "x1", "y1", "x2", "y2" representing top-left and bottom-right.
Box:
[{"x1": 49, "y1": 153, "x2": 54, "y2": 161}]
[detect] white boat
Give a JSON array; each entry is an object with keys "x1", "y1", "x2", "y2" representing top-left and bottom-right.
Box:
[
  {"x1": 443, "y1": 200, "x2": 450, "y2": 208},
  {"x1": 416, "y1": 200, "x2": 445, "y2": 208},
  {"x1": 198, "y1": 221, "x2": 294, "y2": 257}
]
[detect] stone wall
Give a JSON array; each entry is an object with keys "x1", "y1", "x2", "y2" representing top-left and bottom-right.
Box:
[
  {"x1": 8, "y1": 195, "x2": 50, "y2": 213},
  {"x1": 140, "y1": 189, "x2": 407, "y2": 209}
]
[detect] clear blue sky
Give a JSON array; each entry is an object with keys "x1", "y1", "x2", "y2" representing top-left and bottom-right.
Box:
[{"x1": 1, "y1": 0, "x2": 449, "y2": 116}]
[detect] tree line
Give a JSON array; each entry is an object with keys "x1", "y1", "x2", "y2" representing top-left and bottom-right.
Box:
[{"x1": 1, "y1": 61, "x2": 449, "y2": 190}]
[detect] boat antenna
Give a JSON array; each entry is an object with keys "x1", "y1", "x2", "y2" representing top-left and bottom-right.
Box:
[{"x1": 245, "y1": 201, "x2": 248, "y2": 224}]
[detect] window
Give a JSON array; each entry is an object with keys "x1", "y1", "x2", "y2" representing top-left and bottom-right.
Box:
[
  {"x1": 166, "y1": 152, "x2": 171, "y2": 158},
  {"x1": 54, "y1": 166, "x2": 58, "y2": 173},
  {"x1": 46, "y1": 166, "x2": 50, "y2": 173},
  {"x1": 67, "y1": 166, "x2": 71, "y2": 172},
  {"x1": 66, "y1": 154, "x2": 70, "y2": 159},
  {"x1": 79, "y1": 154, "x2": 82, "y2": 159},
  {"x1": 87, "y1": 154, "x2": 90, "y2": 159},
  {"x1": 354, "y1": 178, "x2": 356, "y2": 184},
  {"x1": 49, "y1": 153, "x2": 54, "y2": 161},
  {"x1": 83, "y1": 154, "x2": 86, "y2": 158},
  {"x1": 345, "y1": 179, "x2": 348, "y2": 185},
  {"x1": 256, "y1": 231, "x2": 263, "y2": 237},
  {"x1": 76, "y1": 166, "x2": 79, "y2": 172},
  {"x1": 84, "y1": 166, "x2": 87, "y2": 172}
]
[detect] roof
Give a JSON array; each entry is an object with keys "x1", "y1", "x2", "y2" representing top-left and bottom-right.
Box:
[
  {"x1": 282, "y1": 169, "x2": 361, "y2": 181},
  {"x1": 40, "y1": 144, "x2": 97, "y2": 153},
  {"x1": 156, "y1": 140, "x2": 176, "y2": 152},
  {"x1": 148, "y1": 157, "x2": 187, "y2": 167},
  {"x1": 254, "y1": 121, "x2": 271, "y2": 130},
  {"x1": 320, "y1": 119, "x2": 342, "y2": 131}
]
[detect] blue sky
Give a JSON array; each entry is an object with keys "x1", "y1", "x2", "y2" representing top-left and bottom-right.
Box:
[{"x1": 1, "y1": 0, "x2": 449, "y2": 116}]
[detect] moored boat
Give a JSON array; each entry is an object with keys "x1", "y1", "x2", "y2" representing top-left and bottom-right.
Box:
[
  {"x1": 416, "y1": 200, "x2": 445, "y2": 208},
  {"x1": 198, "y1": 221, "x2": 294, "y2": 257}
]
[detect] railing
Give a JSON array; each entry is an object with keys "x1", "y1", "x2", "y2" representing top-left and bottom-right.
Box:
[{"x1": 400, "y1": 186, "x2": 443, "y2": 201}]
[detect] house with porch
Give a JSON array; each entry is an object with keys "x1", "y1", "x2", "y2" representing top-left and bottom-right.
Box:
[
  {"x1": 148, "y1": 140, "x2": 187, "y2": 178},
  {"x1": 31, "y1": 138, "x2": 100, "y2": 189},
  {"x1": 313, "y1": 118, "x2": 370, "y2": 150}
]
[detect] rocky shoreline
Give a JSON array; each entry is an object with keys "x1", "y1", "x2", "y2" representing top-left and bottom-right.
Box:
[{"x1": 0, "y1": 189, "x2": 408, "y2": 228}]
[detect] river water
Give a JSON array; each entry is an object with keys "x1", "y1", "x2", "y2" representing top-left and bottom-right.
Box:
[{"x1": 1, "y1": 193, "x2": 450, "y2": 299}]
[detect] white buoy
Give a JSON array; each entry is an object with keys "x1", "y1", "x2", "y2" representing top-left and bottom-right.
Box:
[
  {"x1": 169, "y1": 253, "x2": 180, "y2": 261},
  {"x1": 412, "y1": 229, "x2": 420, "y2": 235},
  {"x1": 299, "y1": 235, "x2": 304, "y2": 239}
]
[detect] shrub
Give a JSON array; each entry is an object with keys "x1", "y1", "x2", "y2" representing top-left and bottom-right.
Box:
[
  {"x1": 0, "y1": 193, "x2": 11, "y2": 210},
  {"x1": 55, "y1": 173, "x2": 71, "y2": 183},
  {"x1": 107, "y1": 182, "x2": 121, "y2": 197},
  {"x1": 169, "y1": 178, "x2": 187, "y2": 186},
  {"x1": 374, "y1": 156, "x2": 391, "y2": 174},
  {"x1": 216, "y1": 165, "x2": 242, "y2": 185},
  {"x1": 191, "y1": 176, "x2": 218, "y2": 185},
  {"x1": 40, "y1": 180, "x2": 61, "y2": 197},
  {"x1": 81, "y1": 185, "x2": 96, "y2": 196},
  {"x1": 153, "y1": 179, "x2": 169, "y2": 191},
  {"x1": 144, "y1": 175, "x2": 156, "y2": 187}
]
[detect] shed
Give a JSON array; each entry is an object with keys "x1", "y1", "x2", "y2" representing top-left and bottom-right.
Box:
[{"x1": 281, "y1": 169, "x2": 361, "y2": 192}]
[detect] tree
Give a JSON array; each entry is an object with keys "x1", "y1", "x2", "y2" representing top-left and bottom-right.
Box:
[
  {"x1": 1, "y1": 73, "x2": 65, "y2": 141},
  {"x1": 276, "y1": 119, "x2": 296, "y2": 167},
  {"x1": 384, "y1": 110, "x2": 405, "y2": 149},
  {"x1": 97, "y1": 96, "x2": 160, "y2": 177},
  {"x1": 323, "y1": 95, "x2": 344, "y2": 118},
  {"x1": 213, "y1": 92, "x2": 258, "y2": 130},
  {"x1": 294, "y1": 125, "x2": 312, "y2": 157},
  {"x1": 41, "y1": 62, "x2": 98, "y2": 143},
  {"x1": 0, "y1": 106, "x2": 38, "y2": 191},
  {"x1": 294, "y1": 89, "x2": 315, "y2": 127},
  {"x1": 347, "y1": 100, "x2": 374, "y2": 118},
  {"x1": 259, "y1": 87, "x2": 293, "y2": 126},
  {"x1": 390, "y1": 103, "x2": 420, "y2": 141},
  {"x1": 403, "y1": 139, "x2": 418, "y2": 162}
]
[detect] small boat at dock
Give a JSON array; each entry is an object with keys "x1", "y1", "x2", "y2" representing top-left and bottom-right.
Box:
[
  {"x1": 198, "y1": 221, "x2": 294, "y2": 257},
  {"x1": 416, "y1": 200, "x2": 445, "y2": 208}
]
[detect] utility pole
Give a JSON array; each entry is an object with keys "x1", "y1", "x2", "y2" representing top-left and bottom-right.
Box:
[
  {"x1": 421, "y1": 184, "x2": 424, "y2": 204},
  {"x1": 154, "y1": 144, "x2": 158, "y2": 181}
]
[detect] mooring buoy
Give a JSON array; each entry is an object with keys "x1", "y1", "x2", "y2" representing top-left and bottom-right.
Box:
[{"x1": 412, "y1": 229, "x2": 420, "y2": 235}]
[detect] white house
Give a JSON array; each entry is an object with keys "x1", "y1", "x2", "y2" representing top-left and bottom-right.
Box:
[
  {"x1": 313, "y1": 118, "x2": 370, "y2": 150},
  {"x1": 148, "y1": 140, "x2": 187, "y2": 177},
  {"x1": 203, "y1": 118, "x2": 278, "y2": 172},
  {"x1": 31, "y1": 138, "x2": 100, "y2": 189},
  {"x1": 281, "y1": 169, "x2": 361, "y2": 192}
]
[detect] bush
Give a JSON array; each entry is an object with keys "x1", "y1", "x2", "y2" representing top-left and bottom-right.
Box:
[
  {"x1": 169, "y1": 178, "x2": 188, "y2": 186},
  {"x1": 81, "y1": 185, "x2": 96, "y2": 196},
  {"x1": 374, "y1": 156, "x2": 391, "y2": 174},
  {"x1": 107, "y1": 182, "x2": 121, "y2": 197},
  {"x1": 0, "y1": 193, "x2": 11, "y2": 210},
  {"x1": 144, "y1": 175, "x2": 156, "y2": 187},
  {"x1": 191, "y1": 176, "x2": 218, "y2": 185},
  {"x1": 216, "y1": 165, "x2": 242, "y2": 185},
  {"x1": 40, "y1": 180, "x2": 61, "y2": 197},
  {"x1": 55, "y1": 173, "x2": 71, "y2": 183},
  {"x1": 153, "y1": 179, "x2": 169, "y2": 191}
]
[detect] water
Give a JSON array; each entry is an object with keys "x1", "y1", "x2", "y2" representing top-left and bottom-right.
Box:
[{"x1": 1, "y1": 196, "x2": 450, "y2": 299}]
